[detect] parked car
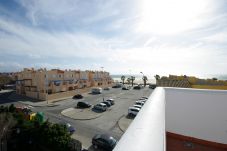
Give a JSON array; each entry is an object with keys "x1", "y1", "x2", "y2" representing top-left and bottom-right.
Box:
[
  {"x1": 135, "y1": 101, "x2": 145, "y2": 106},
  {"x1": 112, "y1": 83, "x2": 122, "y2": 88},
  {"x1": 93, "y1": 103, "x2": 108, "y2": 111},
  {"x1": 76, "y1": 101, "x2": 92, "y2": 108},
  {"x1": 140, "y1": 96, "x2": 148, "y2": 99},
  {"x1": 106, "y1": 99, "x2": 115, "y2": 105},
  {"x1": 92, "y1": 134, "x2": 117, "y2": 151},
  {"x1": 91, "y1": 87, "x2": 102, "y2": 94},
  {"x1": 138, "y1": 97, "x2": 147, "y2": 102},
  {"x1": 133, "y1": 85, "x2": 141, "y2": 90},
  {"x1": 128, "y1": 107, "x2": 140, "y2": 116},
  {"x1": 104, "y1": 87, "x2": 111, "y2": 90},
  {"x1": 59, "y1": 122, "x2": 75, "y2": 134},
  {"x1": 149, "y1": 84, "x2": 156, "y2": 89},
  {"x1": 73, "y1": 94, "x2": 83, "y2": 99},
  {"x1": 133, "y1": 104, "x2": 143, "y2": 109},
  {"x1": 122, "y1": 85, "x2": 130, "y2": 90},
  {"x1": 102, "y1": 101, "x2": 111, "y2": 107}
]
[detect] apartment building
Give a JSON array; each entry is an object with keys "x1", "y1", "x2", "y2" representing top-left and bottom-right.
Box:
[{"x1": 16, "y1": 68, "x2": 113, "y2": 101}]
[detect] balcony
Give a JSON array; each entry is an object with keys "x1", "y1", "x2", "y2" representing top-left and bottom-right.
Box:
[{"x1": 114, "y1": 87, "x2": 227, "y2": 151}]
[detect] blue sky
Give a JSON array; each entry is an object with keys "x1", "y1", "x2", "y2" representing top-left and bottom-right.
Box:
[{"x1": 0, "y1": 0, "x2": 227, "y2": 77}]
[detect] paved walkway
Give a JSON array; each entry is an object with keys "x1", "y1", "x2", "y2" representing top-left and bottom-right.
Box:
[{"x1": 61, "y1": 108, "x2": 103, "y2": 120}]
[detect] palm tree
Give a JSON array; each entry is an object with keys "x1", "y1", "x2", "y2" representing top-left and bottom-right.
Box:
[
  {"x1": 121, "y1": 76, "x2": 126, "y2": 85},
  {"x1": 127, "y1": 78, "x2": 131, "y2": 85},
  {"x1": 131, "y1": 76, "x2": 135, "y2": 86},
  {"x1": 154, "y1": 74, "x2": 160, "y2": 80},
  {"x1": 142, "y1": 76, "x2": 148, "y2": 87}
]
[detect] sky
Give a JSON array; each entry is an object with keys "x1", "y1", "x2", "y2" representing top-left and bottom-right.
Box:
[{"x1": 0, "y1": 0, "x2": 227, "y2": 77}]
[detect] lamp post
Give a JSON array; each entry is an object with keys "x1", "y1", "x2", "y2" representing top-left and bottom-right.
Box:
[
  {"x1": 140, "y1": 72, "x2": 144, "y2": 85},
  {"x1": 140, "y1": 72, "x2": 144, "y2": 76}
]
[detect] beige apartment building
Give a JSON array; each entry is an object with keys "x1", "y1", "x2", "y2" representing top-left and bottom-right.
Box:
[{"x1": 16, "y1": 68, "x2": 113, "y2": 101}]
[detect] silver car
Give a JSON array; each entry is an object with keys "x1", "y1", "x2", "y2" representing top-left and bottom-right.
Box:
[{"x1": 94, "y1": 103, "x2": 108, "y2": 111}]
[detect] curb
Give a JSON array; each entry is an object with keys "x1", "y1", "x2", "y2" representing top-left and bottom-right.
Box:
[
  {"x1": 61, "y1": 108, "x2": 103, "y2": 120},
  {"x1": 117, "y1": 114, "x2": 126, "y2": 132},
  {"x1": 18, "y1": 101, "x2": 59, "y2": 107}
]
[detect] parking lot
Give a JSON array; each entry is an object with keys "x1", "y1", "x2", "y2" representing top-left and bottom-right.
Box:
[
  {"x1": 49, "y1": 85, "x2": 154, "y2": 150},
  {"x1": 1, "y1": 85, "x2": 154, "y2": 150}
]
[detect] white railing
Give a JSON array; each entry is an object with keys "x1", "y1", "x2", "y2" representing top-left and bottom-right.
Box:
[{"x1": 114, "y1": 87, "x2": 166, "y2": 151}]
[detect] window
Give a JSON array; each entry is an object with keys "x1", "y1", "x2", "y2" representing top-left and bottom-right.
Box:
[
  {"x1": 59, "y1": 75, "x2": 61, "y2": 78},
  {"x1": 72, "y1": 74, "x2": 73, "y2": 77}
]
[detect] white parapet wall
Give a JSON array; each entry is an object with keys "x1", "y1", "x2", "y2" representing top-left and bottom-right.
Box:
[
  {"x1": 114, "y1": 87, "x2": 166, "y2": 151},
  {"x1": 165, "y1": 87, "x2": 227, "y2": 145}
]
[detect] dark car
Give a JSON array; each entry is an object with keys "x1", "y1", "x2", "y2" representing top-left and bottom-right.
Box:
[
  {"x1": 149, "y1": 84, "x2": 156, "y2": 89},
  {"x1": 106, "y1": 99, "x2": 115, "y2": 105},
  {"x1": 76, "y1": 101, "x2": 92, "y2": 108},
  {"x1": 122, "y1": 86, "x2": 129, "y2": 90},
  {"x1": 112, "y1": 85, "x2": 121, "y2": 88},
  {"x1": 92, "y1": 134, "x2": 117, "y2": 151},
  {"x1": 59, "y1": 122, "x2": 75, "y2": 134},
  {"x1": 73, "y1": 94, "x2": 83, "y2": 99},
  {"x1": 102, "y1": 101, "x2": 111, "y2": 107},
  {"x1": 133, "y1": 85, "x2": 141, "y2": 90}
]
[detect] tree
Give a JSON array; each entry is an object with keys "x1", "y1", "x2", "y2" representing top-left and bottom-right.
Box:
[
  {"x1": 142, "y1": 76, "x2": 148, "y2": 87},
  {"x1": 121, "y1": 76, "x2": 126, "y2": 85},
  {"x1": 0, "y1": 75, "x2": 15, "y2": 86},
  {"x1": 154, "y1": 75, "x2": 160, "y2": 80},
  {"x1": 212, "y1": 77, "x2": 218, "y2": 81},
  {"x1": 9, "y1": 104, "x2": 16, "y2": 113},
  {"x1": 10, "y1": 120, "x2": 82, "y2": 151},
  {"x1": 131, "y1": 76, "x2": 135, "y2": 86},
  {"x1": 0, "y1": 112, "x2": 17, "y2": 150}
]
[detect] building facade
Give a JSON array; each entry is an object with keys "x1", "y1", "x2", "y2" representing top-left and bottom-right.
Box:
[{"x1": 16, "y1": 68, "x2": 113, "y2": 101}]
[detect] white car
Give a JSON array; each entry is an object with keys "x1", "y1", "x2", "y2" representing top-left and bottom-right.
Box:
[
  {"x1": 93, "y1": 103, "x2": 108, "y2": 111},
  {"x1": 139, "y1": 97, "x2": 148, "y2": 101},
  {"x1": 104, "y1": 87, "x2": 110, "y2": 90},
  {"x1": 91, "y1": 87, "x2": 102, "y2": 94},
  {"x1": 128, "y1": 107, "x2": 140, "y2": 116},
  {"x1": 135, "y1": 101, "x2": 145, "y2": 106},
  {"x1": 133, "y1": 104, "x2": 143, "y2": 109}
]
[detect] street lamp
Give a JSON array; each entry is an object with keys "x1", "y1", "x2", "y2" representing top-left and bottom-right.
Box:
[{"x1": 140, "y1": 72, "x2": 144, "y2": 76}]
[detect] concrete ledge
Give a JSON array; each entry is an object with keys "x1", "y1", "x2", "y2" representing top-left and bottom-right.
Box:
[{"x1": 61, "y1": 107, "x2": 103, "y2": 120}]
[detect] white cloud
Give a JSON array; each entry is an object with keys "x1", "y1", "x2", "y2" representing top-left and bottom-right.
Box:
[
  {"x1": 137, "y1": 0, "x2": 215, "y2": 35},
  {"x1": 0, "y1": 17, "x2": 116, "y2": 59},
  {"x1": 201, "y1": 32, "x2": 227, "y2": 44}
]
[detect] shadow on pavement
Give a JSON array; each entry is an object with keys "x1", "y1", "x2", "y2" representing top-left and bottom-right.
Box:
[
  {"x1": 126, "y1": 114, "x2": 135, "y2": 119},
  {"x1": 87, "y1": 145, "x2": 106, "y2": 151},
  {"x1": 87, "y1": 92, "x2": 102, "y2": 96},
  {"x1": 0, "y1": 90, "x2": 45, "y2": 105}
]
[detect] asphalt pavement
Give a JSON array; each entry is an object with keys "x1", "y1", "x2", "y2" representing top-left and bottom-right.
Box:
[{"x1": 0, "y1": 86, "x2": 154, "y2": 150}]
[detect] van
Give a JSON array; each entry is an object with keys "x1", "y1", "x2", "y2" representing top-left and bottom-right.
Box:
[{"x1": 91, "y1": 87, "x2": 102, "y2": 94}]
